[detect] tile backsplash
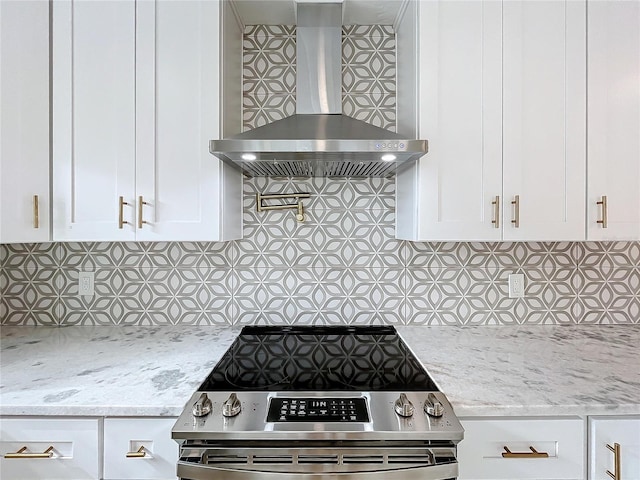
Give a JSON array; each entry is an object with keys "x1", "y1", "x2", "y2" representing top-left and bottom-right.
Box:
[{"x1": 1, "y1": 176, "x2": 639, "y2": 326}]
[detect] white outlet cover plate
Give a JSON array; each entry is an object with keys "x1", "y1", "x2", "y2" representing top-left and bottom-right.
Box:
[
  {"x1": 78, "y1": 271, "x2": 95, "y2": 296},
  {"x1": 508, "y1": 273, "x2": 525, "y2": 298}
]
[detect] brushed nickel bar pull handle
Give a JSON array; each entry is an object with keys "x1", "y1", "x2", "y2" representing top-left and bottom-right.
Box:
[
  {"x1": 606, "y1": 443, "x2": 620, "y2": 480},
  {"x1": 137, "y1": 196, "x2": 148, "y2": 229},
  {"x1": 502, "y1": 446, "x2": 549, "y2": 458},
  {"x1": 4, "y1": 446, "x2": 54, "y2": 459},
  {"x1": 597, "y1": 195, "x2": 608, "y2": 229},
  {"x1": 511, "y1": 195, "x2": 520, "y2": 228},
  {"x1": 118, "y1": 196, "x2": 130, "y2": 229},
  {"x1": 126, "y1": 446, "x2": 147, "y2": 458},
  {"x1": 492, "y1": 196, "x2": 500, "y2": 228},
  {"x1": 33, "y1": 195, "x2": 40, "y2": 228}
]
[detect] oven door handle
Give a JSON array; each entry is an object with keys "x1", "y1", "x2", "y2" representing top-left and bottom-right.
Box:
[{"x1": 178, "y1": 461, "x2": 459, "y2": 480}]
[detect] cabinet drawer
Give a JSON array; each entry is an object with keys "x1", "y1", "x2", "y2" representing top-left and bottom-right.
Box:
[
  {"x1": 0, "y1": 417, "x2": 100, "y2": 480},
  {"x1": 103, "y1": 417, "x2": 178, "y2": 480},
  {"x1": 458, "y1": 417, "x2": 585, "y2": 480}
]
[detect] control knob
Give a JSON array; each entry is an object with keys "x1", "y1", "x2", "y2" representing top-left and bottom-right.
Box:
[
  {"x1": 192, "y1": 393, "x2": 212, "y2": 417},
  {"x1": 222, "y1": 393, "x2": 242, "y2": 417},
  {"x1": 394, "y1": 393, "x2": 415, "y2": 417},
  {"x1": 424, "y1": 393, "x2": 444, "y2": 417}
]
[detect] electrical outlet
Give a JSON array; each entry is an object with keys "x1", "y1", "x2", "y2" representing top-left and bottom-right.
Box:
[
  {"x1": 78, "y1": 271, "x2": 95, "y2": 296},
  {"x1": 508, "y1": 274, "x2": 525, "y2": 298}
]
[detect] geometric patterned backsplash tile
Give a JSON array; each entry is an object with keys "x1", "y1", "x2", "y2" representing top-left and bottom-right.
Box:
[
  {"x1": 243, "y1": 25, "x2": 296, "y2": 130},
  {"x1": 1, "y1": 176, "x2": 639, "y2": 326},
  {"x1": 342, "y1": 25, "x2": 396, "y2": 131}
]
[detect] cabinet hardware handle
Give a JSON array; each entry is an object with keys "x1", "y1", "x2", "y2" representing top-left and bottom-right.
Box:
[
  {"x1": 502, "y1": 446, "x2": 549, "y2": 458},
  {"x1": 597, "y1": 195, "x2": 608, "y2": 229},
  {"x1": 4, "y1": 446, "x2": 54, "y2": 459},
  {"x1": 606, "y1": 443, "x2": 620, "y2": 480},
  {"x1": 126, "y1": 446, "x2": 147, "y2": 458},
  {"x1": 511, "y1": 195, "x2": 520, "y2": 228},
  {"x1": 137, "y1": 196, "x2": 149, "y2": 229},
  {"x1": 33, "y1": 195, "x2": 40, "y2": 229},
  {"x1": 118, "y1": 196, "x2": 130, "y2": 229},
  {"x1": 492, "y1": 196, "x2": 500, "y2": 228}
]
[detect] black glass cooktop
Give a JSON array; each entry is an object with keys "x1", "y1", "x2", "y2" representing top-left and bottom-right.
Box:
[{"x1": 198, "y1": 325, "x2": 439, "y2": 391}]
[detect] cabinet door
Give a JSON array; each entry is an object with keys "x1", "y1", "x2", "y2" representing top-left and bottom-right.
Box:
[
  {"x1": 457, "y1": 417, "x2": 585, "y2": 480},
  {"x1": 589, "y1": 416, "x2": 640, "y2": 480},
  {"x1": 135, "y1": 0, "x2": 242, "y2": 242},
  {"x1": 0, "y1": 417, "x2": 100, "y2": 480},
  {"x1": 587, "y1": 0, "x2": 640, "y2": 240},
  {"x1": 0, "y1": 0, "x2": 50, "y2": 244},
  {"x1": 502, "y1": 0, "x2": 586, "y2": 241},
  {"x1": 396, "y1": 0, "x2": 502, "y2": 241},
  {"x1": 52, "y1": 0, "x2": 136, "y2": 241},
  {"x1": 103, "y1": 417, "x2": 177, "y2": 480}
]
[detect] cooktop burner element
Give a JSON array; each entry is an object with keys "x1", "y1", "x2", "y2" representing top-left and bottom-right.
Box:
[{"x1": 198, "y1": 325, "x2": 439, "y2": 391}]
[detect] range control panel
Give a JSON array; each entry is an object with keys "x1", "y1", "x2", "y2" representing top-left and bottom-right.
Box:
[{"x1": 267, "y1": 397, "x2": 369, "y2": 423}]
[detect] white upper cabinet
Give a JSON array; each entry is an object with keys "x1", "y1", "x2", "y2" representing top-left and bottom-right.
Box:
[
  {"x1": 135, "y1": 0, "x2": 241, "y2": 242},
  {"x1": 0, "y1": 0, "x2": 51, "y2": 244},
  {"x1": 397, "y1": 0, "x2": 586, "y2": 242},
  {"x1": 502, "y1": 0, "x2": 586, "y2": 241},
  {"x1": 53, "y1": 0, "x2": 242, "y2": 242},
  {"x1": 52, "y1": 0, "x2": 137, "y2": 241},
  {"x1": 396, "y1": 0, "x2": 503, "y2": 241},
  {"x1": 587, "y1": 0, "x2": 640, "y2": 241}
]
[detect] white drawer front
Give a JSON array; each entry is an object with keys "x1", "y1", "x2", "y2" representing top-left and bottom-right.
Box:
[
  {"x1": 0, "y1": 417, "x2": 100, "y2": 480},
  {"x1": 103, "y1": 417, "x2": 178, "y2": 480},
  {"x1": 458, "y1": 417, "x2": 585, "y2": 480}
]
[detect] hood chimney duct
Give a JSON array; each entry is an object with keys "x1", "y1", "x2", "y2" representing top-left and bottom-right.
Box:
[{"x1": 296, "y1": 2, "x2": 342, "y2": 114}]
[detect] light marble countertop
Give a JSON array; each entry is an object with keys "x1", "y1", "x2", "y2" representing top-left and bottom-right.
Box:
[
  {"x1": 0, "y1": 326, "x2": 239, "y2": 416},
  {"x1": 1, "y1": 324, "x2": 638, "y2": 418},
  {"x1": 398, "y1": 325, "x2": 640, "y2": 417}
]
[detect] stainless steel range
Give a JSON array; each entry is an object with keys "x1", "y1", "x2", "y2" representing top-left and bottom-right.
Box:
[{"x1": 172, "y1": 326, "x2": 464, "y2": 480}]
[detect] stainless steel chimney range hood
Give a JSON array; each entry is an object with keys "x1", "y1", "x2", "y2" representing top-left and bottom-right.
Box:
[{"x1": 210, "y1": 1, "x2": 428, "y2": 178}]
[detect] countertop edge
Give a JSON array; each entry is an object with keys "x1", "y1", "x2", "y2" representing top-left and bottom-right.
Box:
[
  {"x1": 0, "y1": 406, "x2": 186, "y2": 417},
  {"x1": 3, "y1": 405, "x2": 639, "y2": 419}
]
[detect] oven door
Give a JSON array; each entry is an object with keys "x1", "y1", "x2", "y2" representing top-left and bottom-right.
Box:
[{"x1": 177, "y1": 443, "x2": 458, "y2": 480}]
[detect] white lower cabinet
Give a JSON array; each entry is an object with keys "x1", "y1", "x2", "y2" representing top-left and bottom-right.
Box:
[
  {"x1": 0, "y1": 417, "x2": 100, "y2": 480},
  {"x1": 589, "y1": 416, "x2": 640, "y2": 480},
  {"x1": 103, "y1": 418, "x2": 178, "y2": 480},
  {"x1": 0, "y1": 417, "x2": 178, "y2": 480},
  {"x1": 457, "y1": 417, "x2": 585, "y2": 480}
]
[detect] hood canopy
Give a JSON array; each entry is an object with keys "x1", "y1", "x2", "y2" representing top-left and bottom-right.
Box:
[{"x1": 211, "y1": 1, "x2": 428, "y2": 177}]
